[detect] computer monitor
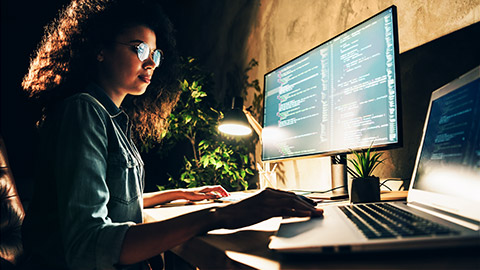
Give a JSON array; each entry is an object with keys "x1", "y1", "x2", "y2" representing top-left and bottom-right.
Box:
[{"x1": 262, "y1": 6, "x2": 402, "y2": 162}]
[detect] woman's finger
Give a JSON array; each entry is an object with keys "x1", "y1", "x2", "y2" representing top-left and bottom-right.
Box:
[
  {"x1": 259, "y1": 190, "x2": 322, "y2": 217},
  {"x1": 197, "y1": 185, "x2": 230, "y2": 197}
]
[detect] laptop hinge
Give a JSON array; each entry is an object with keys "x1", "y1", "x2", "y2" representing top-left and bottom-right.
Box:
[{"x1": 408, "y1": 202, "x2": 480, "y2": 231}]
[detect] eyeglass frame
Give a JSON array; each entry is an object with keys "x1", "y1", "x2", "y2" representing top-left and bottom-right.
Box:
[{"x1": 116, "y1": 41, "x2": 164, "y2": 68}]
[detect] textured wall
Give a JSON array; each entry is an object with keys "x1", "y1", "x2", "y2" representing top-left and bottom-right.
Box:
[
  {"x1": 247, "y1": 0, "x2": 479, "y2": 76},
  {"x1": 243, "y1": 0, "x2": 480, "y2": 190}
]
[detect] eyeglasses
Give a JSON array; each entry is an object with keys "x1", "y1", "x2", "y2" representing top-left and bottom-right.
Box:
[{"x1": 117, "y1": 41, "x2": 164, "y2": 67}]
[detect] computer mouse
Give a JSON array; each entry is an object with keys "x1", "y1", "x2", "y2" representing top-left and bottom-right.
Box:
[{"x1": 297, "y1": 194, "x2": 317, "y2": 207}]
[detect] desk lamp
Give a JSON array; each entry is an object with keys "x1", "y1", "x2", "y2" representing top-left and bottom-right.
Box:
[
  {"x1": 218, "y1": 97, "x2": 260, "y2": 136},
  {"x1": 219, "y1": 97, "x2": 275, "y2": 187}
]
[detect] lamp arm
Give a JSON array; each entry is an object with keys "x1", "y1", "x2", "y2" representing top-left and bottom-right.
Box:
[{"x1": 243, "y1": 109, "x2": 262, "y2": 138}]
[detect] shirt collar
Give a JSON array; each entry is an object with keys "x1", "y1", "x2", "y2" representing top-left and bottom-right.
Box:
[{"x1": 85, "y1": 82, "x2": 122, "y2": 116}]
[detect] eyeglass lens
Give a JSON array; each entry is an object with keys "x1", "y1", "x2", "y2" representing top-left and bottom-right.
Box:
[{"x1": 137, "y1": 42, "x2": 163, "y2": 67}]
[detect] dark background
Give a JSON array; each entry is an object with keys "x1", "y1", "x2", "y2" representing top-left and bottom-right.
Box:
[
  {"x1": 1, "y1": 1, "x2": 70, "y2": 202},
  {"x1": 1, "y1": 0, "x2": 479, "y2": 204}
]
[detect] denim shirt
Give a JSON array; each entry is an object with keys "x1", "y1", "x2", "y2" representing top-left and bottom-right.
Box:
[{"x1": 23, "y1": 83, "x2": 146, "y2": 270}]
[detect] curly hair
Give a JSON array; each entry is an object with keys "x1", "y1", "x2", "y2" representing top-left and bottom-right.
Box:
[{"x1": 21, "y1": 0, "x2": 181, "y2": 147}]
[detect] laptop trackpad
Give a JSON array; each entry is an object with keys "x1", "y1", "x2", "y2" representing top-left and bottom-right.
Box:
[{"x1": 269, "y1": 205, "x2": 362, "y2": 251}]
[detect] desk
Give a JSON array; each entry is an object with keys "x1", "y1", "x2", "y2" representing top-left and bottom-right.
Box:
[{"x1": 144, "y1": 193, "x2": 480, "y2": 270}]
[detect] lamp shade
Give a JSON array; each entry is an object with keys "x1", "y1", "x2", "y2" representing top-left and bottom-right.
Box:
[{"x1": 218, "y1": 97, "x2": 252, "y2": 136}]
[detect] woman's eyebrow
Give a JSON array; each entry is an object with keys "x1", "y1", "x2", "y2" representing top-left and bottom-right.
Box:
[
  {"x1": 127, "y1": 39, "x2": 157, "y2": 50},
  {"x1": 128, "y1": 39, "x2": 145, "y2": 44}
]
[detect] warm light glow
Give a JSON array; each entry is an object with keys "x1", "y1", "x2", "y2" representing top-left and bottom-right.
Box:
[
  {"x1": 262, "y1": 126, "x2": 286, "y2": 142},
  {"x1": 417, "y1": 165, "x2": 480, "y2": 202},
  {"x1": 218, "y1": 123, "x2": 252, "y2": 136},
  {"x1": 225, "y1": 251, "x2": 280, "y2": 270}
]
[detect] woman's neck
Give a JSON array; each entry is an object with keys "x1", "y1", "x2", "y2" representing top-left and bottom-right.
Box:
[{"x1": 94, "y1": 79, "x2": 125, "y2": 108}]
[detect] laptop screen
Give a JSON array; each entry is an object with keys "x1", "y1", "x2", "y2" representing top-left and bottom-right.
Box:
[{"x1": 408, "y1": 66, "x2": 480, "y2": 222}]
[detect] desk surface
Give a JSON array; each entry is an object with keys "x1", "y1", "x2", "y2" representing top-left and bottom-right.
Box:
[{"x1": 145, "y1": 191, "x2": 480, "y2": 270}]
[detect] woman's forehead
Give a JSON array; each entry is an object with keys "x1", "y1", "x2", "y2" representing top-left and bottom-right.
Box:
[{"x1": 116, "y1": 25, "x2": 156, "y2": 42}]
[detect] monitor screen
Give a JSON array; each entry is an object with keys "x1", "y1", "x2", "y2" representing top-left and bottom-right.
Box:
[{"x1": 262, "y1": 6, "x2": 401, "y2": 162}]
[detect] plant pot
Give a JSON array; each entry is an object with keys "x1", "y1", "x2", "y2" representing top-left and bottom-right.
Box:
[{"x1": 349, "y1": 177, "x2": 380, "y2": 203}]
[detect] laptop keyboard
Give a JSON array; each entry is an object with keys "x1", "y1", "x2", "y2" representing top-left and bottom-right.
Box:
[{"x1": 339, "y1": 203, "x2": 460, "y2": 239}]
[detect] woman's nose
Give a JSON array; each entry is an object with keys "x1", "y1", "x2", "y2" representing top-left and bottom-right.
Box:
[{"x1": 143, "y1": 54, "x2": 156, "y2": 69}]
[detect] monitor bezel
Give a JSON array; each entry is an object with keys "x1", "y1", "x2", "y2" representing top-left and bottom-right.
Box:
[{"x1": 261, "y1": 5, "x2": 403, "y2": 162}]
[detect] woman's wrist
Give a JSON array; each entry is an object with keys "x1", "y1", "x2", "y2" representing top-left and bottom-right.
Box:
[{"x1": 143, "y1": 189, "x2": 188, "y2": 207}]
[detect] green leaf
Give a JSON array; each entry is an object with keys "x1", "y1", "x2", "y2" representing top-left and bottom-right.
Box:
[
  {"x1": 242, "y1": 154, "x2": 248, "y2": 164},
  {"x1": 184, "y1": 115, "x2": 192, "y2": 124},
  {"x1": 202, "y1": 156, "x2": 209, "y2": 167},
  {"x1": 240, "y1": 179, "x2": 249, "y2": 190}
]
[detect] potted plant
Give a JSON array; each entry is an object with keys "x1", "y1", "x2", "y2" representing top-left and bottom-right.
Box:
[{"x1": 347, "y1": 145, "x2": 385, "y2": 203}]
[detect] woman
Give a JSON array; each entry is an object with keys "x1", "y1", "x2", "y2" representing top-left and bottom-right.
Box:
[{"x1": 21, "y1": 0, "x2": 323, "y2": 269}]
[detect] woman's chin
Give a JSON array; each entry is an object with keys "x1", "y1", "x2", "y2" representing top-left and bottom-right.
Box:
[{"x1": 130, "y1": 86, "x2": 148, "y2": 96}]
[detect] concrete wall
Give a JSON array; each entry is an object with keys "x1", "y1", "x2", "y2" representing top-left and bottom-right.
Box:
[{"x1": 242, "y1": 0, "x2": 480, "y2": 191}]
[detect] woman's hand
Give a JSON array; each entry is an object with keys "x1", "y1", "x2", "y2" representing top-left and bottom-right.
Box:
[
  {"x1": 143, "y1": 185, "x2": 230, "y2": 207},
  {"x1": 214, "y1": 188, "x2": 323, "y2": 229},
  {"x1": 181, "y1": 185, "x2": 230, "y2": 201}
]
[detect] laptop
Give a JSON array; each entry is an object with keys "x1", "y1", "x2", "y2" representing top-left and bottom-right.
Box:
[{"x1": 269, "y1": 66, "x2": 480, "y2": 253}]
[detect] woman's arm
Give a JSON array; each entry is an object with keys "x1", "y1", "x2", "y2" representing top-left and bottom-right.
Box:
[
  {"x1": 143, "y1": 185, "x2": 230, "y2": 208},
  {"x1": 119, "y1": 188, "x2": 323, "y2": 265},
  {"x1": 119, "y1": 205, "x2": 219, "y2": 265}
]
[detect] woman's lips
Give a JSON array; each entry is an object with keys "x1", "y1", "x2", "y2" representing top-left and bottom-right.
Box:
[{"x1": 139, "y1": 75, "x2": 151, "y2": 83}]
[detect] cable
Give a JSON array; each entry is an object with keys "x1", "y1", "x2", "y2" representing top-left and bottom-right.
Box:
[
  {"x1": 346, "y1": 166, "x2": 360, "y2": 178},
  {"x1": 379, "y1": 178, "x2": 406, "y2": 191},
  {"x1": 292, "y1": 185, "x2": 346, "y2": 194}
]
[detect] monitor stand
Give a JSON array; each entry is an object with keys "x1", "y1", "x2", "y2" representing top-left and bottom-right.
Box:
[{"x1": 308, "y1": 154, "x2": 349, "y2": 200}]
